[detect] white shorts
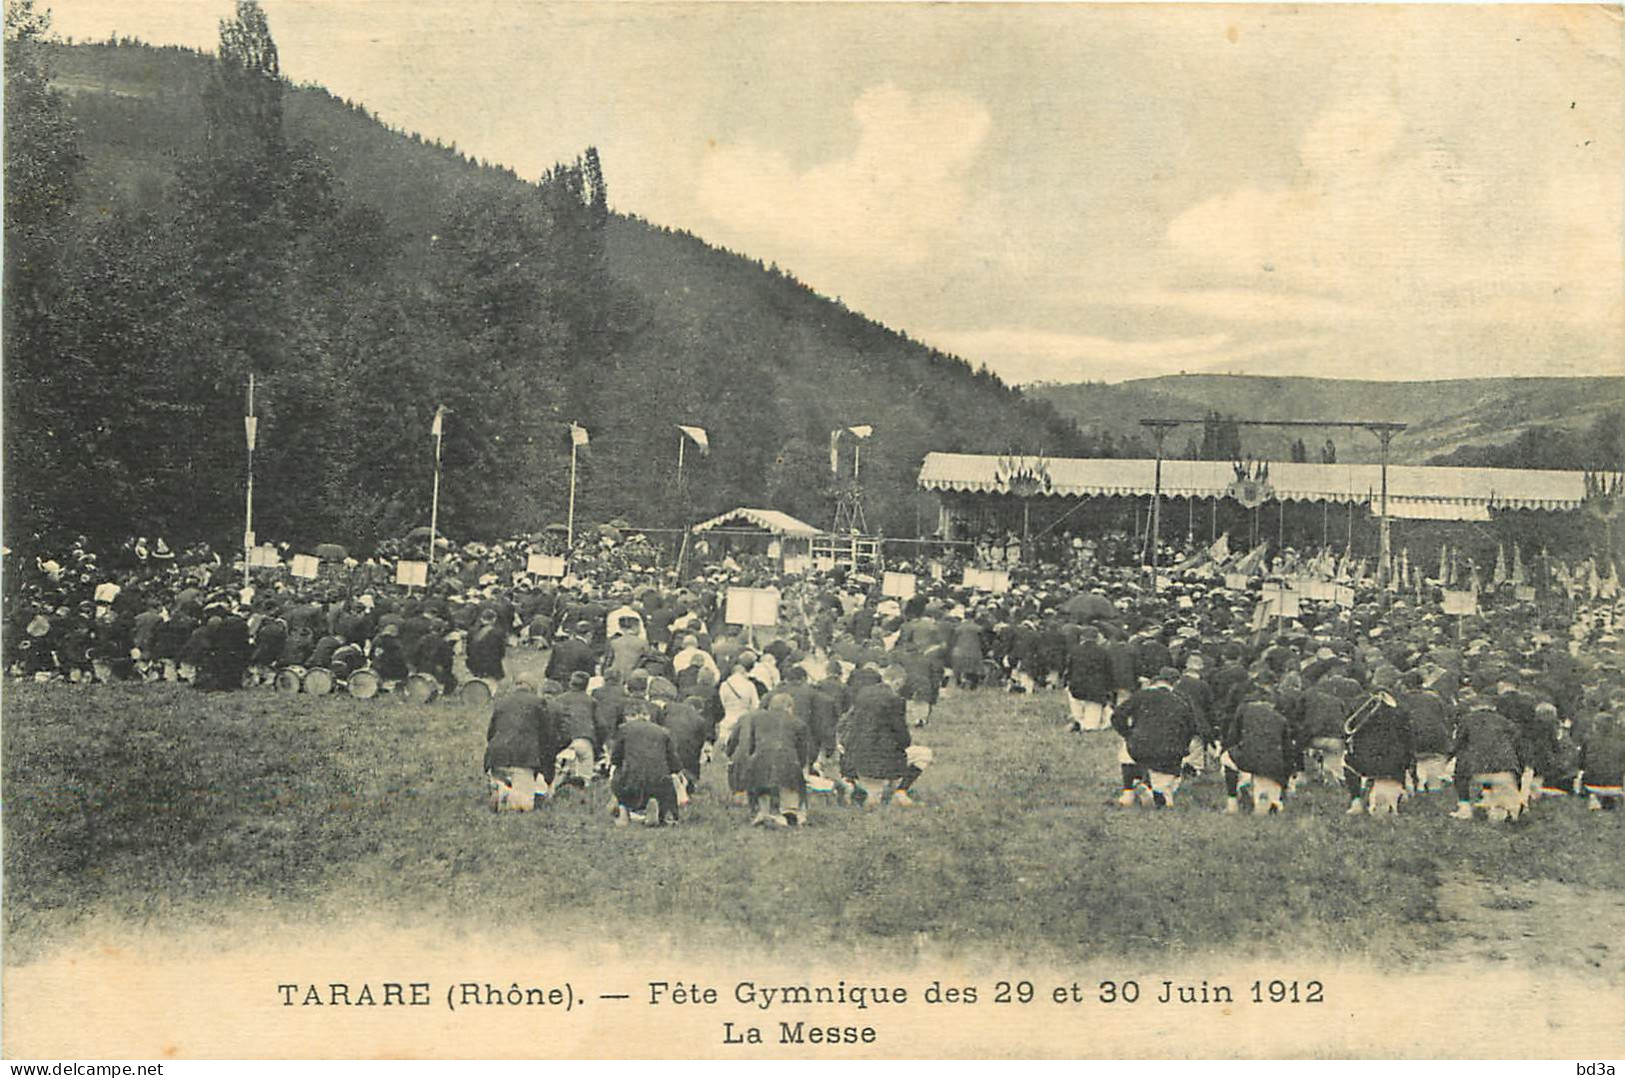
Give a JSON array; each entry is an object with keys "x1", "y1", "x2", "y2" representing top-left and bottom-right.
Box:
[
  {"x1": 489, "y1": 767, "x2": 539, "y2": 812},
  {"x1": 1069, "y1": 697, "x2": 1111, "y2": 731}
]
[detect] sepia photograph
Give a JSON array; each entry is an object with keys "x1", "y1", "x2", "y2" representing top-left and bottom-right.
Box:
[{"x1": 3, "y1": 0, "x2": 1623, "y2": 1061}]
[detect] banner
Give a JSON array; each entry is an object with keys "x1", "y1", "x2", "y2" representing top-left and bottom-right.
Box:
[
  {"x1": 570, "y1": 423, "x2": 589, "y2": 447},
  {"x1": 527, "y1": 553, "x2": 566, "y2": 578},
  {"x1": 882, "y1": 572, "x2": 917, "y2": 600},
  {"x1": 290, "y1": 554, "x2": 320, "y2": 580},
  {"x1": 396, "y1": 560, "x2": 429, "y2": 588},
  {"x1": 781, "y1": 554, "x2": 810, "y2": 576},
  {"x1": 725, "y1": 587, "x2": 780, "y2": 626}
]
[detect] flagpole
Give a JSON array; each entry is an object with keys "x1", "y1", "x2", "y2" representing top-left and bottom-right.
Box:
[
  {"x1": 567, "y1": 435, "x2": 578, "y2": 549},
  {"x1": 428, "y1": 408, "x2": 443, "y2": 570},
  {"x1": 243, "y1": 372, "x2": 255, "y2": 590}
]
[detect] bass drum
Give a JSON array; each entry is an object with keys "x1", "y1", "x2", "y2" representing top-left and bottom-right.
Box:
[
  {"x1": 346, "y1": 667, "x2": 381, "y2": 700},
  {"x1": 402, "y1": 672, "x2": 441, "y2": 705},
  {"x1": 275, "y1": 666, "x2": 307, "y2": 694},
  {"x1": 302, "y1": 667, "x2": 335, "y2": 696},
  {"x1": 459, "y1": 677, "x2": 495, "y2": 708}
]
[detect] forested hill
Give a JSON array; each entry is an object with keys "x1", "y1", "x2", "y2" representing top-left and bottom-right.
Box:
[
  {"x1": 1029, "y1": 375, "x2": 1625, "y2": 466},
  {"x1": 5, "y1": 27, "x2": 1085, "y2": 551}
]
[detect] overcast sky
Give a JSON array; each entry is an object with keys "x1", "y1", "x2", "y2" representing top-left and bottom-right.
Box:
[{"x1": 48, "y1": 2, "x2": 1625, "y2": 385}]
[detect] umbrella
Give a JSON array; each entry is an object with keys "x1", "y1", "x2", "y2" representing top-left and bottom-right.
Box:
[
  {"x1": 1059, "y1": 593, "x2": 1116, "y2": 621},
  {"x1": 313, "y1": 543, "x2": 348, "y2": 561},
  {"x1": 544, "y1": 523, "x2": 569, "y2": 534},
  {"x1": 405, "y1": 527, "x2": 435, "y2": 541},
  {"x1": 597, "y1": 523, "x2": 622, "y2": 542}
]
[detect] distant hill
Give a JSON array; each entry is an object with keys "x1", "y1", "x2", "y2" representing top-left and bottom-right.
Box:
[
  {"x1": 1028, "y1": 374, "x2": 1625, "y2": 464},
  {"x1": 7, "y1": 36, "x2": 1087, "y2": 547}
]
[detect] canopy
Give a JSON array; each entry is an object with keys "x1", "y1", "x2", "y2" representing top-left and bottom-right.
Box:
[
  {"x1": 918, "y1": 453, "x2": 1588, "y2": 512},
  {"x1": 693, "y1": 508, "x2": 822, "y2": 539}
]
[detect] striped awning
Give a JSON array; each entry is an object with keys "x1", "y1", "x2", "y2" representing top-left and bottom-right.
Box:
[
  {"x1": 693, "y1": 508, "x2": 822, "y2": 539},
  {"x1": 917, "y1": 454, "x2": 1588, "y2": 512}
]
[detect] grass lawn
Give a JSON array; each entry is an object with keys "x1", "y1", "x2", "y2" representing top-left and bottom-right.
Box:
[{"x1": 5, "y1": 675, "x2": 1624, "y2": 973}]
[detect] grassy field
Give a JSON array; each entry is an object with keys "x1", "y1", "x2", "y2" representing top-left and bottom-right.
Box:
[{"x1": 5, "y1": 673, "x2": 1624, "y2": 974}]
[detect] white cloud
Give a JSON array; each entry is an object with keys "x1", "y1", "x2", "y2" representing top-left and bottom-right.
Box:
[
  {"x1": 695, "y1": 84, "x2": 990, "y2": 267},
  {"x1": 1164, "y1": 94, "x2": 1623, "y2": 329}
]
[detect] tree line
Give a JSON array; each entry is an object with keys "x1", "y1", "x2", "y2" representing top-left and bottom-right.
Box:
[{"x1": 4, "y1": 1, "x2": 1090, "y2": 554}]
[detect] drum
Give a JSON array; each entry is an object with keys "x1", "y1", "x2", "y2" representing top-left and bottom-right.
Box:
[
  {"x1": 347, "y1": 668, "x2": 380, "y2": 700},
  {"x1": 402, "y1": 672, "x2": 441, "y2": 705},
  {"x1": 275, "y1": 666, "x2": 306, "y2": 694},
  {"x1": 302, "y1": 667, "x2": 334, "y2": 696},
  {"x1": 459, "y1": 678, "x2": 495, "y2": 708}
]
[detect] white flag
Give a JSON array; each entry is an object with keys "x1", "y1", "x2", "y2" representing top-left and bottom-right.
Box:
[
  {"x1": 848, "y1": 424, "x2": 873, "y2": 439},
  {"x1": 830, "y1": 429, "x2": 842, "y2": 474},
  {"x1": 244, "y1": 415, "x2": 258, "y2": 451},
  {"x1": 677, "y1": 425, "x2": 709, "y2": 453},
  {"x1": 570, "y1": 423, "x2": 589, "y2": 447},
  {"x1": 431, "y1": 405, "x2": 445, "y2": 437}
]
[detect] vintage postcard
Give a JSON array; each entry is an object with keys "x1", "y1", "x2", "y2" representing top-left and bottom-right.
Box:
[{"x1": 3, "y1": 0, "x2": 1622, "y2": 1061}]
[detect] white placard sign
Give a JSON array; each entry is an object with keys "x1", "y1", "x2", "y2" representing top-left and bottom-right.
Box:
[
  {"x1": 248, "y1": 545, "x2": 281, "y2": 568},
  {"x1": 929, "y1": 561, "x2": 944, "y2": 582},
  {"x1": 1514, "y1": 585, "x2": 1537, "y2": 602},
  {"x1": 1442, "y1": 590, "x2": 1479, "y2": 616},
  {"x1": 290, "y1": 554, "x2": 320, "y2": 580},
  {"x1": 1333, "y1": 585, "x2": 1357, "y2": 607},
  {"x1": 395, "y1": 560, "x2": 429, "y2": 588},
  {"x1": 984, "y1": 569, "x2": 1011, "y2": 594},
  {"x1": 1224, "y1": 573, "x2": 1251, "y2": 592},
  {"x1": 527, "y1": 553, "x2": 566, "y2": 578},
  {"x1": 725, "y1": 587, "x2": 780, "y2": 626},
  {"x1": 882, "y1": 572, "x2": 917, "y2": 600},
  {"x1": 781, "y1": 554, "x2": 811, "y2": 576}
]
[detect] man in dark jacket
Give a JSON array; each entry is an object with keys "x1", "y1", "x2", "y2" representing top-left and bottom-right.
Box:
[
  {"x1": 610, "y1": 699, "x2": 683, "y2": 826},
  {"x1": 466, "y1": 608, "x2": 508, "y2": 682},
  {"x1": 545, "y1": 621, "x2": 598, "y2": 684},
  {"x1": 733, "y1": 694, "x2": 813, "y2": 827},
  {"x1": 659, "y1": 691, "x2": 712, "y2": 795},
  {"x1": 1064, "y1": 625, "x2": 1115, "y2": 732},
  {"x1": 1344, "y1": 690, "x2": 1415, "y2": 815},
  {"x1": 484, "y1": 674, "x2": 553, "y2": 813},
  {"x1": 1227, "y1": 693, "x2": 1296, "y2": 814},
  {"x1": 840, "y1": 665, "x2": 927, "y2": 807},
  {"x1": 1450, "y1": 689, "x2": 1525, "y2": 821},
  {"x1": 550, "y1": 670, "x2": 599, "y2": 788},
  {"x1": 1110, "y1": 668, "x2": 1198, "y2": 808}
]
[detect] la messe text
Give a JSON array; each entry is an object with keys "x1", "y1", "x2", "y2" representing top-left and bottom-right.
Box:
[{"x1": 275, "y1": 977, "x2": 1326, "y2": 1044}]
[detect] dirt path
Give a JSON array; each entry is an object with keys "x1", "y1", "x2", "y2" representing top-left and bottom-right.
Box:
[{"x1": 1435, "y1": 873, "x2": 1625, "y2": 980}]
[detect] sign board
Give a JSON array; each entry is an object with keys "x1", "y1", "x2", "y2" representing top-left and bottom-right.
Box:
[
  {"x1": 395, "y1": 560, "x2": 428, "y2": 588},
  {"x1": 882, "y1": 572, "x2": 917, "y2": 600},
  {"x1": 248, "y1": 545, "x2": 281, "y2": 569},
  {"x1": 290, "y1": 554, "x2": 320, "y2": 580},
  {"x1": 1260, "y1": 584, "x2": 1300, "y2": 619},
  {"x1": 1514, "y1": 585, "x2": 1537, "y2": 602},
  {"x1": 1224, "y1": 573, "x2": 1251, "y2": 592},
  {"x1": 929, "y1": 561, "x2": 945, "y2": 582},
  {"x1": 1333, "y1": 585, "x2": 1357, "y2": 607},
  {"x1": 527, "y1": 553, "x2": 566, "y2": 578},
  {"x1": 1442, "y1": 590, "x2": 1479, "y2": 616},
  {"x1": 963, "y1": 568, "x2": 1011, "y2": 593},
  {"x1": 781, "y1": 554, "x2": 810, "y2": 576},
  {"x1": 1291, "y1": 578, "x2": 1330, "y2": 602},
  {"x1": 725, "y1": 587, "x2": 780, "y2": 626}
]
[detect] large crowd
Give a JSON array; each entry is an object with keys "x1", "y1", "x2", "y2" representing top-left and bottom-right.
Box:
[{"x1": 5, "y1": 524, "x2": 1624, "y2": 829}]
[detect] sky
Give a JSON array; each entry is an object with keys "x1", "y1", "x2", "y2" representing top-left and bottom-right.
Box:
[{"x1": 45, "y1": 1, "x2": 1625, "y2": 385}]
